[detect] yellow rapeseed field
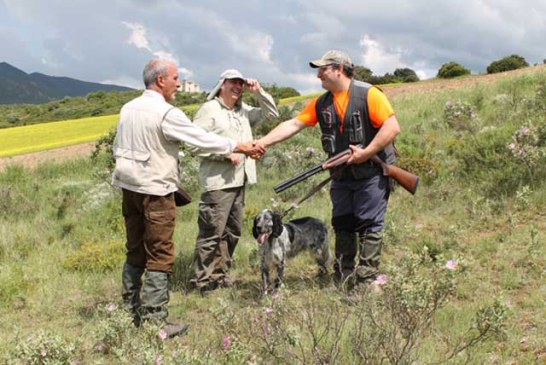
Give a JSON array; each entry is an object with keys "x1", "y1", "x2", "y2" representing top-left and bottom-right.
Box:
[{"x1": 0, "y1": 114, "x2": 119, "y2": 157}]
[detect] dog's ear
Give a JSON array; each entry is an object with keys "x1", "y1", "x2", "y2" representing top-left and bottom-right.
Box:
[
  {"x1": 252, "y1": 216, "x2": 259, "y2": 239},
  {"x1": 272, "y1": 213, "x2": 283, "y2": 237}
]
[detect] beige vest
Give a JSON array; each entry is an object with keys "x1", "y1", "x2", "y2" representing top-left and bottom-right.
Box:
[{"x1": 112, "y1": 91, "x2": 180, "y2": 196}]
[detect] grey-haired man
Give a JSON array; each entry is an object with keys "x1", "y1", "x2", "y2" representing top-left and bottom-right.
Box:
[{"x1": 112, "y1": 59, "x2": 264, "y2": 337}]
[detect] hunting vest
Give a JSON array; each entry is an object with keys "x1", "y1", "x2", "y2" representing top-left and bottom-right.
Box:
[{"x1": 316, "y1": 80, "x2": 396, "y2": 180}]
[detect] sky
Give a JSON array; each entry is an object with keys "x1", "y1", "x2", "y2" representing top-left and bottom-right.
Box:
[{"x1": 1, "y1": 0, "x2": 545, "y2": 95}]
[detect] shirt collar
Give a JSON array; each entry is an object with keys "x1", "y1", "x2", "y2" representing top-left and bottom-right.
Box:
[{"x1": 143, "y1": 89, "x2": 167, "y2": 102}]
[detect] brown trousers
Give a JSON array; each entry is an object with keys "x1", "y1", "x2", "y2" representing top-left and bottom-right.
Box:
[{"x1": 122, "y1": 189, "x2": 177, "y2": 274}]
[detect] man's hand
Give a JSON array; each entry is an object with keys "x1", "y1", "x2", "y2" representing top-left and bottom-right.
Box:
[
  {"x1": 229, "y1": 153, "x2": 243, "y2": 166},
  {"x1": 346, "y1": 144, "x2": 372, "y2": 165},
  {"x1": 234, "y1": 140, "x2": 266, "y2": 160},
  {"x1": 245, "y1": 78, "x2": 261, "y2": 93}
]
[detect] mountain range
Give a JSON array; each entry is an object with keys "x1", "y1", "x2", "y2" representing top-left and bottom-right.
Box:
[{"x1": 0, "y1": 62, "x2": 134, "y2": 105}]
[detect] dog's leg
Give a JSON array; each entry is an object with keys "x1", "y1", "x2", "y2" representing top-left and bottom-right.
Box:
[
  {"x1": 261, "y1": 261, "x2": 270, "y2": 298},
  {"x1": 273, "y1": 261, "x2": 285, "y2": 291}
]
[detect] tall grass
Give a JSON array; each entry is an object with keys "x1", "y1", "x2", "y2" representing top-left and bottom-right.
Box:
[{"x1": 1, "y1": 70, "x2": 545, "y2": 364}]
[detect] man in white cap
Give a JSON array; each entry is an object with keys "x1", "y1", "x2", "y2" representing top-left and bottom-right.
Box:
[
  {"x1": 190, "y1": 69, "x2": 279, "y2": 295},
  {"x1": 112, "y1": 58, "x2": 264, "y2": 337},
  {"x1": 258, "y1": 50, "x2": 401, "y2": 290}
]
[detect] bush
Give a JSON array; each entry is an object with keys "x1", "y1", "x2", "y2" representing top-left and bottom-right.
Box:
[
  {"x1": 487, "y1": 54, "x2": 529, "y2": 74},
  {"x1": 394, "y1": 67, "x2": 420, "y2": 82},
  {"x1": 62, "y1": 240, "x2": 125, "y2": 272},
  {"x1": 437, "y1": 62, "x2": 471, "y2": 79}
]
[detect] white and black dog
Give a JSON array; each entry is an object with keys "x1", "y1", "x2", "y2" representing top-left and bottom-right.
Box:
[{"x1": 252, "y1": 209, "x2": 331, "y2": 296}]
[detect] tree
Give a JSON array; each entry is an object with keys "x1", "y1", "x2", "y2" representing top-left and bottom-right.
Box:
[
  {"x1": 354, "y1": 66, "x2": 375, "y2": 83},
  {"x1": 394, "y1": 68, "x2": 419, "y2": 82},
  {"x1": 486, "y1": 54, "x2": 529, "y2": 74},
  {"x1": 437, "y1": 62, "x2": 471, "y2": 79}
]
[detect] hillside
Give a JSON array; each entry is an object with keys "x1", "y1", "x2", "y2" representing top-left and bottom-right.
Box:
[
  {"x1": 0, "y1": 62, "x2": 545, "y2": 364},
  {"x1": 0, "y1": 62, "x2": 134, "y2": 105},
  {"x1": 2, "y1": 64, "x2": 545, "y2": 172}
]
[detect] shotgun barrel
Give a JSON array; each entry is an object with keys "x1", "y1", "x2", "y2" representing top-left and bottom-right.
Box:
[{"x1": 273, "y1": 146, "x2": 357, "y2": 194}]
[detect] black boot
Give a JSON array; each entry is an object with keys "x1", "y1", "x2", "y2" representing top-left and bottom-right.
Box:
[
  {"x1": 121, "y1": 262, "x2": 144, "y2": 324},
  {"x1": 333, "y1": 230, "x2": 357, "y2": 287}
]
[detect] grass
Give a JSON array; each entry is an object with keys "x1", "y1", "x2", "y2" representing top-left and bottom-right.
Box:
[{"x1": 1, "y1": 69, "x2": 545, "y2": 364}]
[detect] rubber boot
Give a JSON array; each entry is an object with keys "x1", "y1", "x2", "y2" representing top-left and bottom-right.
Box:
[
  {"x1": 138, "y1": 271, "x2": 189, "y2": 337},
  {"x1": 355, "y1": 231, "x2": 383, "y2": 283},
  {"x1": 333, "y1": 230, "x2": 357, "y2": 287},
  {"x1": 121, "y1": 262, "x2": 144, "y2": 321},
  {"x1": 139, "y1": 271, "x2": 170, "y2": 323}
]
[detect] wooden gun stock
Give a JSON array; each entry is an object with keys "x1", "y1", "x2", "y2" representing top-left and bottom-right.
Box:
[{"x1": 370, "y1": 156, "x2": 419, "y2": 195}]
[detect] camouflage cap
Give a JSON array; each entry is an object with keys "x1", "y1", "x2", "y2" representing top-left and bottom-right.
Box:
[{"x1": 309, "y1": 50, "x2": 353, "y2": 68}]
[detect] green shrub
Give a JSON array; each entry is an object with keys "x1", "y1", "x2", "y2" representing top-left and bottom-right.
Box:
[
  {"x1": 487, "y1": 54, "x2": 529, "y2": 74},
  {"x1": 437, "y1": 62, "x2": 471, "y2": 79},
  {"x1": 11, "y1": 330, "x2": 79, "y2": 364},
  {"x1": 62, "y1": 240, "x2": 125, "y2": 272}
]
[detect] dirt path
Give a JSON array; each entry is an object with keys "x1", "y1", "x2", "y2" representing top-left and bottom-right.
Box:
[
  {"x1": 0, "y1": 143, "x2": 96, "y2": 172},
  {"x1": 1, "y1": 65, "x2": 543, "y2": 172}
]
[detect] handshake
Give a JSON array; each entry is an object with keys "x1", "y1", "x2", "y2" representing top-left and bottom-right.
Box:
[{"x1": 234, "y1": 140, "x2": 267, "y2": 160}]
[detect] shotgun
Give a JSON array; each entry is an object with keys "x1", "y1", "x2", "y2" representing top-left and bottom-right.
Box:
[
  {"x1": 274, "y1": 146, "x2": 419, "y2": 195},
  {"x1": 273, "y1": 146, "x2": 356, "y2": 193}
]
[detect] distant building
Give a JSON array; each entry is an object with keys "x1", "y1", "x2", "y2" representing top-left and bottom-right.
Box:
[{"x1": 180, "y1": 80, "x2": 201, "y2": 93}]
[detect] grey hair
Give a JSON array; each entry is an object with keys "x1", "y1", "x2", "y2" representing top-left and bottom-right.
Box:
[{"x1": 142, "y1": 58, "x2": 173, "y2": 88}]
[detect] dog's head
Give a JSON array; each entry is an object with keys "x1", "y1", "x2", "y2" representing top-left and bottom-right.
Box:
[{"x1": 252, "y1": 209, "x2": 283, "y2": 245}]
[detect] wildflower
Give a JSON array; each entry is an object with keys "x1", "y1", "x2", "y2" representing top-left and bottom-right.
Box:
[
  {"x1": 375, "y1": 274, "x2": 388, "y2": 285},
  {"x1": 222, "y1": 335, "x2": 231, "y2": 351},
  {"x1": 94, "y1": 342, "x2": 106, "y2": 353},
  {"x1": 158, "y1": 329, "x2": 168, "y2": 340},
  {"x1": 107, "y1": 303, "x2": 116, "y2": 312},
  {"x1": 446, "y1": 260, "x2": 458, "y2": 270},
  {"x1": 40, "y1": 349, "x2": 48, "y2": 357},
  {"x1": 155, "y1": 354, "x2": 164, "y2": 365},
  {"x1": 508, "y1": 143, "x2": 516, "y2": 150},
  {"x1": 272, "y1": 291, "x2": 280, "y2": 300},
  {"x1": 264, "y1": 307, "x2": 274, "y2": 314}
]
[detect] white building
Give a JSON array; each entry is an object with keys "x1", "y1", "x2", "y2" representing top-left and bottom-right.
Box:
[{"x1": 180, "y1": 80, "x2": 201, "y2": 93}]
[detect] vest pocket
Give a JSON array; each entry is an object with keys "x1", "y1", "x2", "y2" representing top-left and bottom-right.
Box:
[
  {"x1": 347, "y1": 111, "x2": 364, "y2": 144},
  {"x1": 321, "y1": 135, "x2": 335, "y2": 154}
]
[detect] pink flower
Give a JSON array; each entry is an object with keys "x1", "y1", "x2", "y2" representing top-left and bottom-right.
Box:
[
  {"x1": 155, "y1": 354, "x2": 164, "y2": 365},
  {"x1": 158, "y1": 329, "x2": 168, "y2": 340},
  {"x1": 94, "y1": 342, "x2": 105, "y2": 353},
  {"x1": 375, "y1": 274, "x2": 388, "y2": 285},
  {"x1": 222, "y1": 335, "x2": 231, "y2": 351},
  {"x1": 107, "y1": 303, "x2": 116, "y2": 312},
  {"x1": 264, "y1": 307, "x2": 274, "y2": 314},
  {"x1": 446, "y1": 260, "x2": 458, "y2": 270},
  {"x1": 272, "y1": 291, "x2": 280, "y2": 300},
  {"x1": 40, "y1": 349, "x2": 48, "y2": 357},
  {"x1": 508, "y1": 143, "x2": 516, "y2": 150}
]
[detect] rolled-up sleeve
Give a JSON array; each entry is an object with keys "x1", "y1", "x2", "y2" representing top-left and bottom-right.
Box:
[{"x1": 161, "y1": 108, "x2": 236, "y2": 156}]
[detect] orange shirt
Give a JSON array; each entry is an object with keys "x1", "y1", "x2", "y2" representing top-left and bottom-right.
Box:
[{"x1": 296, "y1": 86, "x2": 394, "y2": 129}]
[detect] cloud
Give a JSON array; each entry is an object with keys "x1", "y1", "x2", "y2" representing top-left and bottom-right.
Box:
[
  {"x1": 122, "y1": 22, "x2": 152, "y2": 53},
  {"x1": 1, "y1": 0, "x2": 546, "y2": 93}
]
